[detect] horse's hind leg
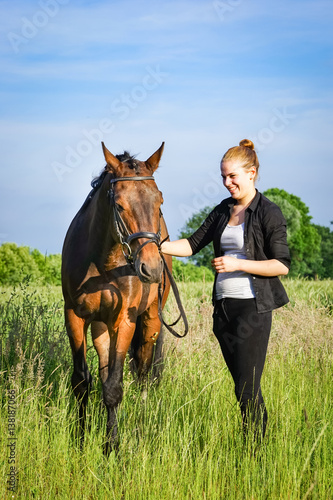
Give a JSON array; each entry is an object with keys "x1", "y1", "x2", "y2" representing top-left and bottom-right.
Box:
[
  {"x1": 129, "y1": 298, "x2": 164, "y2": 385},
  {"x1": 130, "y1": 270, "x2": 171, "y2": 385},
  {"x1": 65, "y1": 309, "x2": 92, "y2": 445},
  {"x1": 151, "y1": 326, "x2": 164, "y2": 381}
]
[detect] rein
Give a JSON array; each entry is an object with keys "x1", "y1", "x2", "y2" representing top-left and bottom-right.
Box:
[
  {"x1": 108, "y1": 175, "x2": 188, "y2": 339},
  {"x1": 158, "y1": 253, "x2": 189, "y2": 338}
]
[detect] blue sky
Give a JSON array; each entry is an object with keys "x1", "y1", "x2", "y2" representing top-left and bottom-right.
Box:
[{"x1": 1, "y1": 0, "x2": 332, "y2": 254}]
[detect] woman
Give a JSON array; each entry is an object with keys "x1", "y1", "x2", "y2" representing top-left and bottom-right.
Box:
[{"x1": 161, "y1": 139, "x2": 290, "y2": 439}]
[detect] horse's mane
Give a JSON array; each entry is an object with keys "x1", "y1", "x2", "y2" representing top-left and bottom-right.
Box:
[
  {"x1": 91, "y1": 151, "x2": 139, "y2": 190},
  {"x1": 79, "y1": 152, "x2": 141, "y2": 211}
]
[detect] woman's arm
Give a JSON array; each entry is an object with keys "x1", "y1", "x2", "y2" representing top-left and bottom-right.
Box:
[
  {"x1": 161, "y1": 239, "x2": 193, "y2": 257},
  {"x1": 211, "y1": 256, "x2": 289, "y2": 277}
]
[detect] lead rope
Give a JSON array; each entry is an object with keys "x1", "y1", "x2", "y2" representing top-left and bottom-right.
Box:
[{"x1": 158, "y1": 253, "x2": 189, "y2": 338}]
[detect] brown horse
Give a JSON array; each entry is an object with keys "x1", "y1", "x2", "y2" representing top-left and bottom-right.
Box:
[{"x1": 61, "y1": 142, "x2": 172, "y2": 453}]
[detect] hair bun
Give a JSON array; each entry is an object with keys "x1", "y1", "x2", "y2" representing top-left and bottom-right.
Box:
[{"x1": 239, "y1": 139, "x2": 254, "y2": 150}]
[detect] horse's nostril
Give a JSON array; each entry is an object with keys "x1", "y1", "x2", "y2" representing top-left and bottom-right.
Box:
[
  {"x1": 138, "y1": 261, "x2": 162, "y2": 284},
  {"x1": 140, "y1": 263, "x2": 150, "y2": 278}
]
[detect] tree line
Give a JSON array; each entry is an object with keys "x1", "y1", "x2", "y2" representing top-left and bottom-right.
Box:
[
  {"x1": 0, "y1": 243, "x2": 61, "y2": 286},
  {"x1": 0, "y1": 188, "x2": 332, "y2": 285},
  {"x1": 0, "y1": 242, "x2": 214, "y2": 285}
]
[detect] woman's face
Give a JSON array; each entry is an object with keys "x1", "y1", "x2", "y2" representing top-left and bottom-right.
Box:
[{"x1": 220, "y1": 160, "x2": 256, "y2": 202}]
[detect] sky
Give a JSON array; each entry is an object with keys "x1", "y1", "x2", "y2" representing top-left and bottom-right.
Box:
[{"x1": 0, "y1": 0, "x2": 332, "y2": 254}]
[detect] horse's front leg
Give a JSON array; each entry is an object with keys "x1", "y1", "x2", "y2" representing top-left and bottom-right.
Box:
[
  {"x1": 102, "y1": 321, "x2": 135, "y2": 455},
  {"x1": 91, "y1": 321, "x2": 110, "y2": 383}
]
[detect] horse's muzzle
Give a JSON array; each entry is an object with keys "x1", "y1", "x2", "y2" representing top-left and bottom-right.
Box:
[{"x1": 136, "y1": 258, "x2": 163, "y2": 284}]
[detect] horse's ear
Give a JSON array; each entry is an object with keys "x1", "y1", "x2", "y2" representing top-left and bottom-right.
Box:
[
  {"x1": 145, "y1": 142, "x2": 165, "y2": 173},
  {"x1": 101, "y1": 142, "x2": 122, "y2": 172}
]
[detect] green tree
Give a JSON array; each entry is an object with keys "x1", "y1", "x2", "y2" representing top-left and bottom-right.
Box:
[
  {"x1": 313, "y1": 225, "x2": 333, "y2": 279},
  {"x1": 263, "y1": 189, "x2": 322, "y2": 278},
  {"x1": 45, "y1": 254, "x2": 62, "y2": 285},
  {"x1": 0, "y1": 244, "x2": 62, "y2": 285},
  {"x1": 0, "y1": 243, "x2": 41, "y2": 284},
  {"x1": 30, "y1": 249, "x2": 62, "y2": 285},
  {"x1": 178, "y1": 206, "x2": 215, "y2": 268}
]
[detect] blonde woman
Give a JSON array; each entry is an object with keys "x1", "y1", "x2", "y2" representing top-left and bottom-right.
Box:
[{"x1": 161, "y1": 139, "x2": 290, "y2": 439}]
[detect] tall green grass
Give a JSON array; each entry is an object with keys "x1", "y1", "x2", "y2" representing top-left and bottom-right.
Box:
[{"x1": 1, "y1": 279, "x2": 332, "y2": 499}]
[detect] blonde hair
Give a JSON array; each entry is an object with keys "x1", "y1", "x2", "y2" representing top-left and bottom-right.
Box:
[{"x1": 221, "y1": 139, "x2": 259, "y2": 180}]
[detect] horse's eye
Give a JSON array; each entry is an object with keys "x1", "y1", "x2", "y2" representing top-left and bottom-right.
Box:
[{"x1": 116, "y1": 203, "x2": 124, "y2": 213}]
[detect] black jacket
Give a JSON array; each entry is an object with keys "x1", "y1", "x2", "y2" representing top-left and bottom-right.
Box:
[{"x1": 187, "y1": 190, "x2": 291, "y2": 313}]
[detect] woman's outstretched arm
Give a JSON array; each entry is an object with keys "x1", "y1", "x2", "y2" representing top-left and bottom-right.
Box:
[{"x1": 161, "y1": 239, "x2": 193, "y2": 257}]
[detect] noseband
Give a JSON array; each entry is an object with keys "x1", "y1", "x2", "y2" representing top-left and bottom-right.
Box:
[{"x1": 108, "y1": 176, "x2": 161, "y2": 265}]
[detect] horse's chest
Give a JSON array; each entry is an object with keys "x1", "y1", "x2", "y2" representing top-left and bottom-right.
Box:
[{"x1": 74, "y1": 281, "x2": 157, "y2": 323}]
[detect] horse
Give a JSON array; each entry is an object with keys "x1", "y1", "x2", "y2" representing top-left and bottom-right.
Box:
[{"x1": 61, "y1": 141, "x2": 173, "y2": 453}]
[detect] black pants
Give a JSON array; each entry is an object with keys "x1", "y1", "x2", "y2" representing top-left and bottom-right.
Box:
[{"x1": 213, "y1": 298, "x2": 272, "y2": 439}]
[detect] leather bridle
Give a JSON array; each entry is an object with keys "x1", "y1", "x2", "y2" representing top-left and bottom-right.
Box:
[
  {"x1": 108, "y1": 174, "x2": 188, "y2": 339},
  {"x1": 108, "y1": 176, "x2": 161, "y2": 265}
]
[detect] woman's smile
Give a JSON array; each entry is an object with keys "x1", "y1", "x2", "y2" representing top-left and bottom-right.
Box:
[{"x1": 221, "y1": 160, "x2": 256, "y2": 204}]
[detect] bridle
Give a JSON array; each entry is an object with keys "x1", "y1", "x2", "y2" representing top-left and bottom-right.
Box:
[
  {"x1": 108, "y1": 176, "x2": 161, "y2": 265},
  {"x1": 108, "y1": 174, "x2": 188, "y2": 339}
]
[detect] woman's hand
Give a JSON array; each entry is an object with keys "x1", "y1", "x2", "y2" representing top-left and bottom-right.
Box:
[
  {"x1": 211, "y1": 256, "x2": 289, "y2": 277},
  {"x1": 211, "y1": 256, "x2": 240, "y2": 273}
]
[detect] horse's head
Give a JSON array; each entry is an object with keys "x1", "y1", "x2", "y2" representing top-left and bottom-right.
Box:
[{"x1": 101, "y1": 142, "x2": 165, "y2": 284}]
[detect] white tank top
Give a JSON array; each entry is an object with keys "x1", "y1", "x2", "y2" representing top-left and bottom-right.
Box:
[{"x1": 215, "y1": 223, "x2": 255, "y2": 300}]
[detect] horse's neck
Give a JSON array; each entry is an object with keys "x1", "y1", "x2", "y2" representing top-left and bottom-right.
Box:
[{"x1": 82, "y1": 194, "x2": 119, "y2": 265}]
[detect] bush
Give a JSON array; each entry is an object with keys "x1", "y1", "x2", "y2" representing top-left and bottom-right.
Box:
[
  {"x1": 0, "y1": 243, "x2": 61, "y2": 286},
  {"x1": 172, "y1": 258, "x2": 214, "y2": 282}
]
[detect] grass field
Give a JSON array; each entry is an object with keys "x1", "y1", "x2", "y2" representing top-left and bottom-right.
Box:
[{"x1": 0, "y1": 279, "x2": 332, "y2": 499}]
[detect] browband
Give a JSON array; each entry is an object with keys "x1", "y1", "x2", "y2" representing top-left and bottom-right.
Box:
[{"x1": 109, "y1": 176, "x2": 155, "y2": 184}]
